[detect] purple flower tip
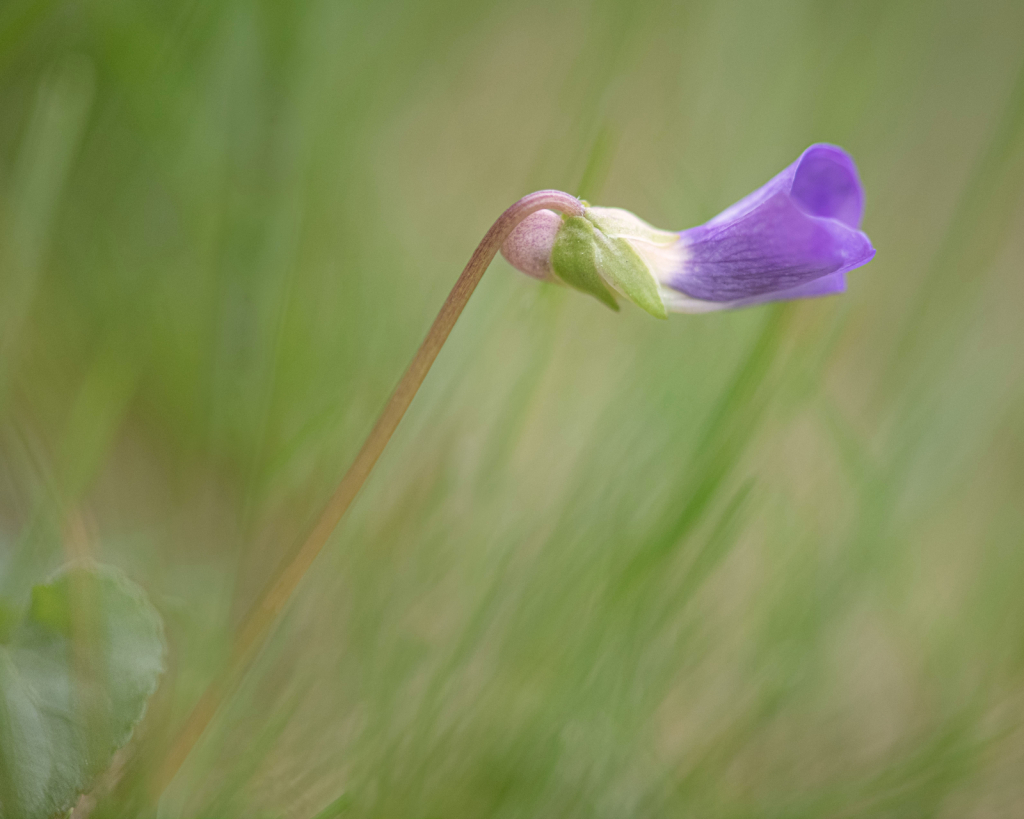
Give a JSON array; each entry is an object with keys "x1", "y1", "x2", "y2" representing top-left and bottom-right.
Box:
[{"x1": 667, "y1": 144, "x2": 875, "y2": 308}]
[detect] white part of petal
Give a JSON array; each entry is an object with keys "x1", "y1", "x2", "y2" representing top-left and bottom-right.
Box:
[
  {"x1": 629, "y1": 236, "x2": 687, "y2": 284},
  {"x1": 659, "y1": 286, "x2": 736, "y2": 313}
]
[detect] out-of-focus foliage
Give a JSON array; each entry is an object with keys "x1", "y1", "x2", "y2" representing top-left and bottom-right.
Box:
[
  {"x1": 0, "y1": 566, "x2": 164, "y2": 819},
  {"x1": 0, "y1": 0, "x2": 1023, "y2": 817}
]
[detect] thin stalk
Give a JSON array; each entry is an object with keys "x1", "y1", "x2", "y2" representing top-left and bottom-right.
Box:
[{"x1": 153, "y1": 189, "x2": 584, "y2": 798}]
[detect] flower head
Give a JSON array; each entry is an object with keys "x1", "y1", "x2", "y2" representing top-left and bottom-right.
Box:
[{"x1": 501, "y1": 144, "x2": 875, "y2": 315}]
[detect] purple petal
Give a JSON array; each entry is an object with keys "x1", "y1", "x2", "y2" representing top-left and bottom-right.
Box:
[
  {"x1": 729, "y1": 270, "x2": 847, "y2": 308},
  {"x1": 790, "y1": 144, "x2": 864, "y2": 228},
  {"x1": 667, "y1": 144, "x2": 874, "y2": 303}
]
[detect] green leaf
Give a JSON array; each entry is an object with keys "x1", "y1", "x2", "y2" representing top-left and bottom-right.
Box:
[
  {"x1": 0, "y1": 565, "x2": 165, "y2": 819},
  {"x1": 550, "y1": 216, "x2": 620, "y2": 311}
]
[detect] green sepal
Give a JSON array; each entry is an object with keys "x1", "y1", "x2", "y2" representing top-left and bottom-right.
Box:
[
  {"x1": 549, "y1": 210, "x2": 671, "y2": 319},
  {"x1": 585, "y1": 208, "x2": 673, "y2": 319},
  {"x1": 588, "y1": 228, "x2": 667, "y2": 319},
  {"x1": 550, "y1": 216, "x2": 620, "y2": 311},
  {"x1": 585, "y1": 206, "x2": 680, "y2": 247}
]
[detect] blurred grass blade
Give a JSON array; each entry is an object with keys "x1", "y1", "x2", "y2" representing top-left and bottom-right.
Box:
[{"x1": 0, "y1": 55, "x2": 94, "y2": 394}]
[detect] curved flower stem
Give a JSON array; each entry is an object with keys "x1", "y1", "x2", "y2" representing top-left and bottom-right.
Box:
[{"x1": 153, "y1": 190, "x2": 584, "y2": 798}]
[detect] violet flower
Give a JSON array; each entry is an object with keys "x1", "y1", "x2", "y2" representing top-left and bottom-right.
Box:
[{"x1": 501, "y1": 144, "x2": 875, "y2": 315}]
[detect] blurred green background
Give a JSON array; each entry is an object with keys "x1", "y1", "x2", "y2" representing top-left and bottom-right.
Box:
[{"x1": 2, "y1": 0, "x2": 1024, "y2": 816}]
